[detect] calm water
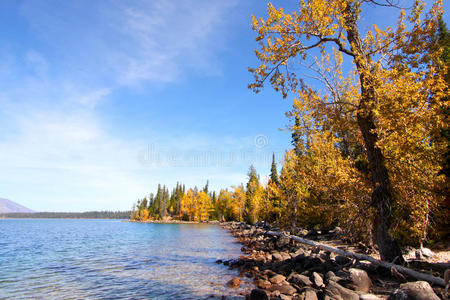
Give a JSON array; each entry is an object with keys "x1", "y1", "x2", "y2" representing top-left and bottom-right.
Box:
[{"x1": 0, "y1": 219, "x2": 247, "y2": 299}]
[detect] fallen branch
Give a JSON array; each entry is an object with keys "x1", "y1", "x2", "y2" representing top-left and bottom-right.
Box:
[{"x1": 266, "y1": 231, "x2": 446, "y2": 287}]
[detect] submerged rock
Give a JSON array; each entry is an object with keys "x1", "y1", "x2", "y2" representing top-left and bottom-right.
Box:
[{"x1": 227, "y1": 277, "x2": 241, "y2": 288}]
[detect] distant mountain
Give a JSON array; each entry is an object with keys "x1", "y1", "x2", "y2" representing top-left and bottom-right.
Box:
[{"x1": 0, "y1": 198, "x2": 35, "y2": 213}]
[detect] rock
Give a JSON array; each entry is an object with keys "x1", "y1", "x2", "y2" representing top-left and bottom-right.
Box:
[
  {"x1": 398, "y1": 281, "x2": 440, "y2": 300},
  {"x1": 227, "y1": 277, "x2": 241, "y2": 288},
  {"x1": 387, "y1": 290, "x2": 408, "y2": 300},
  {"x1": 304, "y1": 257, "x2": 324, "y2": 270},
  {"x1": 254, "y1": 279, "x2": 271, "y2": 289},
  {"x1": 281, "y1": 252, "x2": 292, "y2": 261},
  {"x1": 348, "y1": 268, "x2": 371, "y2": 293},
  {"x1": 215, "y1": 259, "x2": 223, "y2": 264},
  {"x1": 271, "y1": 290, "x2": 281, "y2": 298},
  {"x1": 270, "y1": 283, "x2": 297, "y2": 295},
  {"x1": 272, "y1": 252, "x2": 283, "y2": 262},
  {"x1": 335, "y1": 255, "x2": 352, "y2": 265},
  {"x1": 325, "y1": 271, "x2": 341, "y2": 283},
  {"x1": 288, "y1": 273, "x2": 313, "y2": 287},
  {"x1": 311, "y1": 272, "x2": 324, "y2": 288},
  {"x1": 277, "y1": 236, "x2": 291, "y2": 248},
  {"x1": 414, "y1": 249, "x2": 423, "y2": 260},
  {"x1": 325, "y1": 281, "x2": 359, "y2": 300},
  {"x1": 250, "y1": 289, "x2": 269, "y2": 300},
  {"x1": 301, "y1": 289, "x2": 318, "y2": 300},
  {"x1": 269, "y1": 274, "x2": 286, "y2": 284},
  {"x1": 360, "y1": 294, "x2": 382, "y2": 300},
  {"x1": 420, "y1": 247, "x2": 435, "y2": 258}
]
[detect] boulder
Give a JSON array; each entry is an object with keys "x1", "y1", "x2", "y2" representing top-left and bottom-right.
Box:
[
  {"x1": 254, "y1": 279, "x2": 271, "y2": 289},
  {"x1": 325, "y1": 271, "x2": 341, "y2": 283},
  {"x1": 420, "y1": 247, "x2": 435, "y2": 258},
  {"x1": 250, "y1": 289, "x2": 269, "y2": 300},
  {"x1": 272, "y1": 252, "x2": 283, "y2": 262},
  {"x1": 301, "y1": 289, "x2": 318, "y2": 300},
  {"x1": 269, "y1": 274, "x2": 286, "y2": 284},
  {"x1": 311, "y1": 272, "x2": 324, "y2": 288},
  {"x1": 288, "y1": 273, "x2": 313, "y2": 287},
  {"x1": 270, "y1": 283, "x2": 297, "y2": 295},
  {"x1": 325, "y1": 281, "x2": 359, "y2": 300},
  {"x1": 398, "y1": 281, "x2": 440, "y2": 300},
  {"x1": 348, "y1": 268, "x2": 371, "y2": 293}
]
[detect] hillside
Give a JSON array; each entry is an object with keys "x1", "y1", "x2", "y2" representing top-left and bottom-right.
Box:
[{"x1": 0, "y1": 198, "x2": 34, "y2": 213}]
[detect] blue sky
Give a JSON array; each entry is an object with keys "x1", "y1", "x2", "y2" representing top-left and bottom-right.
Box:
[{"x1": 0, "y1": 0, "x2": 448, "y2": 212}]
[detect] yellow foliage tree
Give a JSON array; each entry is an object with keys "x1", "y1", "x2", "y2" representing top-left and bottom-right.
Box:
[
  {"x1": 231, "y1": 185, "x2": 246, "y2": 222},
  {"x1": 181, "y1": 189, "x2": 197, "y2": 221},
  {"x1": 249, "y1": 0, "x2": 447, "y2": 261}
]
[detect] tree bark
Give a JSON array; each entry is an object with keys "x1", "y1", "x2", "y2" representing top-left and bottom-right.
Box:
[{"x1": 344, "y1": 4, "x2": 404, "y2": 263}]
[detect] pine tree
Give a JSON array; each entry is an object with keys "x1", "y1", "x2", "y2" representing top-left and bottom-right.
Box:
[
  {"x1": 270, "y1": 153, "x2": 279, "y2": 186},
  {"x1": 203, "y1": 180, "x2": 209, "y2": 194},
  {"x1": 291, "y1": 115, "x2": 302, "y2": 156}
]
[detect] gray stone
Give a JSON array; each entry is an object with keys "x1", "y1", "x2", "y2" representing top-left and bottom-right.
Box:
[
  {"x1": 288, "y1": 273, "x2": 313, "y2": 287},
  {"x1": 254, "y1": 279, "x2": 271, "y2": 289},
  {"x1": 311, "y1": 272, "x2": 324, "y2": 288},
  {"x1": 325, "y1": 281, "x2": 359, "y2": 300},
  {"x1": 269, "y1": 274, "x2": 286, "y2": 284},
  {"x1": 301, "y1": 289, "x2": 318, "y2": 300},
  {"x1": 398, "y1": 281, "x2": 440, "y2": 300},
  {"x1": 348, "y1": 268, "x2": 371, "y2": 293},
  {"x1": 272, "y1": 252, "x2": 283, "y2": 262},
  {"x1": 270, "y1": 283, "x2": 297, "y2": 295}
]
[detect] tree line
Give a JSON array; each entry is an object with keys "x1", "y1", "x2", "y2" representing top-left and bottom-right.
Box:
[{"x1": 132, "y1": 0, "x2": 449, "y2": 263}]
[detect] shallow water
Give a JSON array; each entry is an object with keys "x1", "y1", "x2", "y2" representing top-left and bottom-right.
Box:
[{"x1": 0, "y1": 219, "x2": 246, "y2": 299}]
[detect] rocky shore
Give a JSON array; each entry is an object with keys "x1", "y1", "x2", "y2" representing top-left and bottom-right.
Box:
[{"x1": 219, "y1": 222, "x2": 448, "y2": 300}]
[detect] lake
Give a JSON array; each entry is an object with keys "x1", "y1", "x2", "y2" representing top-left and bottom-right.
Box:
[{"x1": 0, "y1": 219, "x2": 247, "y2": 299}]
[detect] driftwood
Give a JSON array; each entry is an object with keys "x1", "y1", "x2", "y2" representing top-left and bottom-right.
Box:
[{"x1": 267, "y1": 231, "x2": 446, "y2": 287}]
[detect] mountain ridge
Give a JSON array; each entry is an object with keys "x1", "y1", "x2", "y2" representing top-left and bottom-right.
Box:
[{"x1": 0, "y1": 198, "x2": 35, "y2": 213}]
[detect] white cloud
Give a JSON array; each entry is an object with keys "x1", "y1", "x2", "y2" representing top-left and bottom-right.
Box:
[{"x1": 0, "y1": 0, "x2": 256, "y2": 211}]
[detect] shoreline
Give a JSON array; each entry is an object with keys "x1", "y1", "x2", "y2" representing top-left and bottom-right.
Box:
[
  {"x1": 218, "y1": 222, "x2": 448, "y2": 300},
  {"x1": 126, "y1": 219, "x2": 221, "y2": 225}
]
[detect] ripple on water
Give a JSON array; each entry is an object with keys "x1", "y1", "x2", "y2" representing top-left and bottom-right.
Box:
[{"x1": 0, "y1": 220, "x2": 249, "y2": 299}]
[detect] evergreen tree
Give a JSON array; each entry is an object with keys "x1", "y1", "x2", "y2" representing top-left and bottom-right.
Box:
[
  {"x1": 202, "y1": 180, "x2": 209, "y2": 194},
  {"x1": 291, "y1": 115, "x2": 302, "y2": 156},
  {"x1": 270, "y1": 153, "x2": 279, "y2": 186}
]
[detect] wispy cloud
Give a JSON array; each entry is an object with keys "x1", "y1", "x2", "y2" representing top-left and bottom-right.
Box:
[{"x1": 0, "y1": 0, "x2": 268, "y2": 211}]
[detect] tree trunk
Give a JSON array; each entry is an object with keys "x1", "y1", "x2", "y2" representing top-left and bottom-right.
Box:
[{"x1": 344, "y1": 4, "x2": 404, "y2": 263}]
